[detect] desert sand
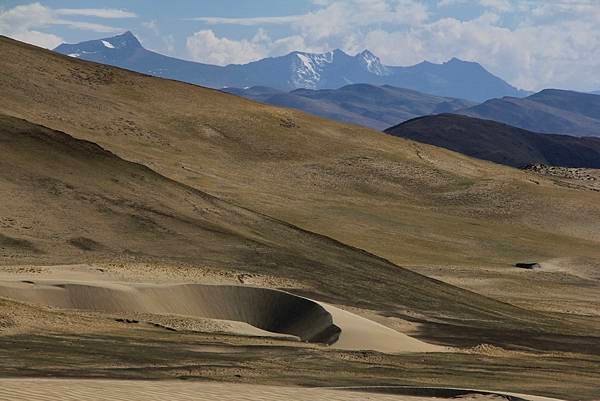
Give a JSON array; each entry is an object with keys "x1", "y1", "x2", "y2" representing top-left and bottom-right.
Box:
[
  {"x1": 0, "y1": 269, "x2": 443, "y2": 353},
  {"x1": 0, "y1": 380, "x2": 565, "y2": 401}
]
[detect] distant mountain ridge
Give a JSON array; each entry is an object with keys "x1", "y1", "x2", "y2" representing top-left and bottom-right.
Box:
[
  {"x1": 385, "y1": 113, "x2": 600, "y2": 168},
  {"x1": 224, "y1": 84, "x2": 475, "y2": 130},
  {"x1": 54, "y1": 31, "x2": 527, "y2": 102},
  {"x1": 457, "y1": 89, "x2": 600, "y2": 137}
]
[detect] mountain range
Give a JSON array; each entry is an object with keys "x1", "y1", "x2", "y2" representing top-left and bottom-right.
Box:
[
  {"x1": 224, "y1": 84, "x2": 475, "y2": 130},
  {"x1": 385, "y1": 113, "x2": 600, "y2": 168},
  {"x1": 457, "y1": 89, "x2": 600, "y2": 137},
  {"x1": 54, "y1": 31, "x2": 528, "y2": 102}
]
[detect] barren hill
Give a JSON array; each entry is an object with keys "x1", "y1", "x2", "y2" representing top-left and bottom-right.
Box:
[
  {"x1": 6, "y1": 112, "x2": 588, "y2": 341},
  {"x1": 1, "y1": 35, "x2": 600, "y2": 332},
  {"x1": 2, "y1": 36, "x2": 598, "y2": 268}
]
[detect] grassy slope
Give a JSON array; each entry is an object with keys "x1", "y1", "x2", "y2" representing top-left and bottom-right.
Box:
[
  {"x1": 0, "y1": 36, "x2": 599, "y2": 334},
  {"x1": 4, "y1": 113, "x2": 589, "y2": 340},
  {"x1": 1, "y1": 37, "x2": 598, "y2": 270}
]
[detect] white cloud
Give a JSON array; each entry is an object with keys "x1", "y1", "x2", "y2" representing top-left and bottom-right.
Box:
[
  {"x1": 190, "y1": 15, "x2": 303, "y2": 26},
  {"x1": 55, "y1": 8, "x2": 137, "y2": 19},
  {"x1": 437, "y1": 0, "x2": 469, "y2": 7},
  {"x1": 479, "y1": 0, "x2": 513, "y2": 13},
  {"x1": 10, "y1": 29, "x2": 63, "y2": 49},
  {"x1": 185, "y1": 28, "x2": 320, "y2": 65},
  {"x1": 142, "y1": 20, "x2": 159, "y2": 34},
  {"x1": 186, "y1": 29, "x2": 268, "y2": 65},
  {"x1": 357, "y1": 11, "x2": 600, "y2": 91},
  {"x1": 187, "y1": 0, "x2": 600, "y2": 91},
  {"x1": 52, "y1": 19, "x2": 122, "y2": 33},
  {"x1": 0, "y1": 2, "x2": 135, "y2": 49},
  {"x1": 140, "y1": 20, "x2": 176, "y2": 55},
  {"x1": 193, "y1": 0, "x2": 429, "y2": 37}
]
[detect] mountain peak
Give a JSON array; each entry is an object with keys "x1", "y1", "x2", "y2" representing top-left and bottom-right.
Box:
[
  {"x1": 104, "y1": 31, "x2": 142, "y2": 49},
  {"x1": 357, "y1": 49, "x2": 376, "y2": 58},
  {"x1": 356, "y1": 49, "x2": 388, "y2": 76},
  {"x1": 53, "y1": 31, "x2": 142, "y2": 60},
  {"x1": 447, "y1": 57, "x2": 473, "y2": 65},
  {"x1": 331, "y1": 48, "x2": 349, "y2": 56}
]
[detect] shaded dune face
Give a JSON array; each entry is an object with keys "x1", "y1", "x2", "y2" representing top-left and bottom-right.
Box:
[{"x1": 0, "y1": 283, "x2": 340, "y2": 344}]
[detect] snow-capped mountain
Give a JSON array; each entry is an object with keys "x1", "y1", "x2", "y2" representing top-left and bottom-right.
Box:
[
  {"x1": 357, "y1": 50, "x2": 389, "y2": 76},
  {"x1": 54, "y1": 31, "x2": 528, "y2": 101},
  {"x1": 291, "y1": 51, "x2": 336, "y2": 89},
  {"x1": 56, "y1": 31, "x2": 143, "y2": 64},
  {"x1": 287, "y1": 49, "x2": 389, "y2": 89}
]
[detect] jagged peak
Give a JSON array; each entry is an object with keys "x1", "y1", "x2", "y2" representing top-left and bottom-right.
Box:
[
  {"x1": 356, "y1": 49, "x2": 376, "y2": 58},
  {"x1": 103, "y1": 31, "x2": 142, "y2": 48},
  {"x1": 355, "y1": 49, "x2": 387, "y2": 76}
]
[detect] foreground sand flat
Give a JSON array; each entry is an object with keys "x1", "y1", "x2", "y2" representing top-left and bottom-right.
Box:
[{"x1": 0, "y1": 380, "x2": 564, "y2": 401}]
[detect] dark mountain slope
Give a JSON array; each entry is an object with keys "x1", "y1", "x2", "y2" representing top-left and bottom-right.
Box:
[
  {"x1": 54, "y1": 32, "x2": 525, "y2": 101},
  {"x1": 458, "y1": 89, "x2": 600, "y2": 136},
  {"x1": 385, "y1": 113, "x2": 600, "y2": 168}
]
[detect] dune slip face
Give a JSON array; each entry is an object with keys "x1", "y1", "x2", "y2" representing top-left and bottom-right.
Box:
[{"x1": 0, "y1": 281, "x2": 338, "y2": 344}]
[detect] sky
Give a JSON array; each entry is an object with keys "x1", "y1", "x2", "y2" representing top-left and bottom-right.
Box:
[{"x1": 1, "y1": 0, "x2": 599, "y2": 92}]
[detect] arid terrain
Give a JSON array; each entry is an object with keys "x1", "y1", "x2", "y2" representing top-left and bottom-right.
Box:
[{"x1": 0, "y1": 36, "x2": 599, "y2": 400}]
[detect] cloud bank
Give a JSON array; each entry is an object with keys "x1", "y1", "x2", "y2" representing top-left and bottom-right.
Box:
[{"x1": 186, "y1": 0, "x2": 600, "y2": 91}]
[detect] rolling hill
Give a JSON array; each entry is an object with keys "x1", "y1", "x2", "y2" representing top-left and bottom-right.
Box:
[
  {"x1": 458, "y1": 89, "x2": 600, "y2": 136},
  {"x1": 2, "y1": 35, "x2": 600, "y2": 334},
  {"x1": 224, "y1": 84, "x2": 474, "y2": 130},
  {"x1": 385, "y1": 114, "x2": 600, "y2": 168},
  {"x1": 2, "y1": 112, "x2": 550, "y2": 330},
  {"x1": 53, "y1": 31, "x2": 527, "y2": 101}
]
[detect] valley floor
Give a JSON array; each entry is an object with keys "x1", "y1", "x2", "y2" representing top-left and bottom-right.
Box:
[{"x1": 1, "y1": 263, "x2": 599, "y2": 401}]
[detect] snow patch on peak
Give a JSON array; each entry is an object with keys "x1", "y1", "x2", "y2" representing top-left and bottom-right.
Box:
[
  {"x1": 292, "y1": 52, "x2": 335, "y2": 89},
  {"x1": 293, "y1": 53, "x2": 320, "y2": 89},
  {"x1": 290, "y1": 48, "x2": 387, "y2": 88},
  {"x1": 357, "y1": 50, "x2": 388, "y2": 76},
  {"x1": 296, "y1": 53, "x2": 316, "y2": 73},
  {"x1": 101, "y1": 40, "x2": 115, "y2": 49}
]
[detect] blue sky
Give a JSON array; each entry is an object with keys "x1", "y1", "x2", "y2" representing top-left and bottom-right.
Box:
[{"x1": 1, "y1": 1, "x2": 599, "y2": 91}]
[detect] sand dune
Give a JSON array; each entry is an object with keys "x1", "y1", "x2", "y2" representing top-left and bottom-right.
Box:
[
  {"x1": 0, "y1": 281, "x2": 338, "y2": 343},
  {"x1": 0, "y1": 280, "x2": 442, "y2": 353},
  {"x1": 319, "y1": 303, "x2": 443, "y2": 353},
  {"x1": 0, "y1": 380, "x2": 565, "y2": 401}
]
